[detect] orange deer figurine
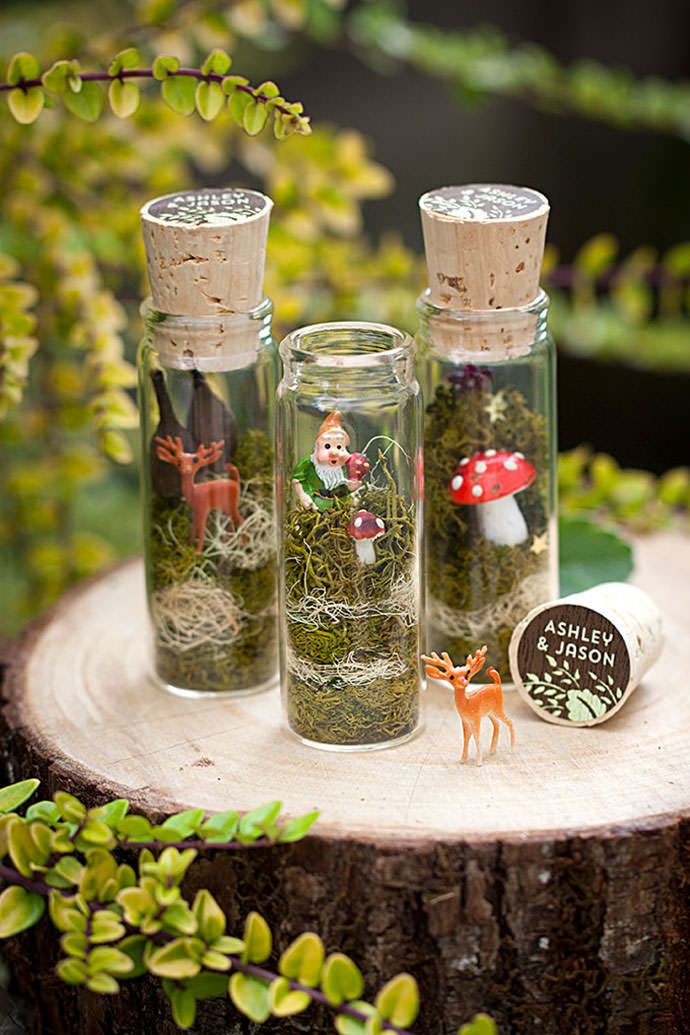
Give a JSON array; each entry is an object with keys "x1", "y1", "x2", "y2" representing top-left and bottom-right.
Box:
[
  {"x1": 154, "y1": 435, "x2": 243, "y2": 554},
  {"x1": 421, "y1": 645, "x2": 515, "y2": 765}
]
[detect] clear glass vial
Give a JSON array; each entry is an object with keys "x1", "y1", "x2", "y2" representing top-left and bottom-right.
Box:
[
  {"x1": 276, "y1": 322, "x2": 423, "y2": 750},
  {"x1": 417, "y1": 184, "x2": 558, "y2": 675},
  {"x1": 138, "y1": 188, "x2": 278, "y2": 696}
]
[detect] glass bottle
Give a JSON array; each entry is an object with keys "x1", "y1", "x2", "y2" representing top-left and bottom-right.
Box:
[
  {"x1": 276, "y1": 322, "x2": 423, "y2": 750},
  {"x1": 417, "y1": 184, "x2": 558, "y2": 676},
  {"x1": 138, "y1": 188, "x2": 278, "y2": 696}
]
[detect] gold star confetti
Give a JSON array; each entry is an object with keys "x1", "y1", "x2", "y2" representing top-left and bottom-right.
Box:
[
  {"x1": 484, "y1": 390, "x2": 508, "y2": 423},
  {"x1": 530, "y1": 532, "x2": 549, "y2": 555}
]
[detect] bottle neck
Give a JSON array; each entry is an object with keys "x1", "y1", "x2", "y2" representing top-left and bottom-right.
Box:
[
  {"x1": 141, "y1": 296, "x2": 273, "y2": 371},
  {"x1": 280, "y1": 321, "x2": 416, "y2": 389},
  {"x1": 416, "y1": 288, "x2": 550, "y2": 361}
]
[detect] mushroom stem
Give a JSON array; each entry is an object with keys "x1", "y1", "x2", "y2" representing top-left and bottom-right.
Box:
[
  {"x1": 354, "y1": 538, "x2": 377, "y2": 565},
  {"x1": 476, "y1": 494, "x2": 528, "y2": 546}
]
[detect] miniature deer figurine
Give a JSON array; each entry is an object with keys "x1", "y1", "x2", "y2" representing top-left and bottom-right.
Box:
[
  {"x1": 421, "y1": 645, "x2": 515, "y2": 765},
  {"x1": 154, "y1": 435, "x2": 243, "y2": 554}
]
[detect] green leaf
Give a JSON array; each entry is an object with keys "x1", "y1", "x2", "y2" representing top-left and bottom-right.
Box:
[
  {"x1": 86, "y1": 972, "x2": 119, "y2": 994},
  {"x1": 152, "y1": 55, "x2": 180, "y2": 80},
  {"x1": 161, "y1": 75, "x2": 196, "y2": 115},
  {"x1": 63, "y1": 81, "x2": 104, "y2": 122},
  {"x1": 200, "y1": 810, "x2": 238, "y2": 843},
  {"x1": 575, "y1": 233, "x2": 618, "y2": 279},
  {"x1": 88, "y1": 946, "x2": 135, "y2": 976},
  {"x1": 7, "y1": 819, "x2": 37, "y2": 876},
  {"x1": 49, "y1": 893, "x2": 86, "y2": 933},
  {"x1": 61, "y1": 932, "x2": 88, "y2": 958},
  {"x1": 195, "y1": 80, "x2": 224, "y2": 121},
  {"x1": 268, "y1": 976, "x2": 312, "y2": 1016},
  {"x1": 56, "y1": 958, "x2": 88, "y2": 985},
  {"x1": 322, "y1": 953, "x2": 364, "y2": 1006},
  {"x1": 54, "y1": 792, "x2": 86, "y2": 824},
  {"x1": 193, "y1": 889, "x2": 225, "y2": 943},
  {"x1": 54, "y1": 855, "x2": 83, "y2": 885},
  {"x1": 42, "y1": 59, "x2": 80, "y2": 94},
  {"x1": 278, "y1": 810, "x2": 319, "y2": 843},
  {"x1": 186, "y1": 971, "x2": 228, "y2": 999},
  {"x1": 108, "y1": 48, "x2": 140, "y2": 75},
  {"x1": 238, "y1": 801, "x2": 281, "y2": 841},
  {"x1": 0, "y1": 886, "x2": 44, "y2": 937},
  {"x1": 90, "y1": 910, "x2": 126, "y2": 943},
  {"x1": 242, "y1": 911, "x2": 272, "y2": 963},
  {"x1": 256, "y1": 80, "x2": 280, "y2": 98},
  {"x1": 200, "y1": 949, "x2": 231, "y2": 971},
  {"x1": 79, "y1": 819, "x2": 113, "y2": 846},
  {"x1": 160, "y1": 808, "x2": 205, "y2": 838},
  {"x1": 200, "y1": 49, "x2": 232, "y2": 75},
  {"x1": 147, "y1": 938, "x2": 201, "y2": 980},
  {"x1": 0, "y1": 780, "x2": 39, "y2": 814},
  {"x1": 229, "y1": 972, "x2": 271, "y2": 1022},
  {"x1": 229, "y1": 88, "x2": 251, "y2": 123},
  {"x1": 108, "y1": 79, "x2": 140, "y2": 118},
  {"x1": 167, "y1": 984, "x2": 197, "y2": 1029},
  {"x1": 118, "y1": 935, "x2": 148, "y2": 978},
  {"x1": 162, "y1": 901, "x2": 197, "y2": 935},
  {"x1": 7, "y1": 52, "x2": 41, "y2": 86},
  {"x1": 242, "y1": 97, "x2": 268, "y2": 135},
  {"x1": 279, "y1": 932, "x2": 324, "y2": 986},
  {"x1": 375, "y1": 973, "x2": 419, "y2": 1026},
  {"x1": 89, "y1": 800, "x2": 129, "y2": 826},
  {"x1": 558, "y1": 516, "x2": 633, "y2": 595},
  {"x1": 26, "y1": 800, "x2": 60, "y2": 824},
  {"x1": 213, "y1": 935, "x2": 245, "y2": 954},
  {"x1": 458, "y1": 1014, "x2": 498, "y2": 1035},
  {"x1": 7, "y1": 87, "x2": 44, "y2": 124},
  {"x1": 116, "y1": 815, "x2": 153, "y2": 841},
  {"x1": 335, "y1": 1003, "x2": 378, "y2": 1035}
]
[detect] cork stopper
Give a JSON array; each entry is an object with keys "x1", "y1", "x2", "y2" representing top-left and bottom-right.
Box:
[
  {"x1": 419, "y1": 184, "x2": 549, "y2": 311},
  {"x1": 141, "y1": 187, "x2": 273, "y2": 317}
]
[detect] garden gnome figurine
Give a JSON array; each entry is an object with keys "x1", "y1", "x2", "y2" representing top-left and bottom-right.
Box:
[{"x1": 292, "y1": 411, "x2": 369, "y2": 511}]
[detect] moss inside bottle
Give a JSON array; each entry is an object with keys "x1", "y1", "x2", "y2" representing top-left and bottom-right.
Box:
[
  {"x1": 138, "y1": 188, "x2": 278, "y2": 696},
  {"x1": 417, "y1": 184, "x2": 558, "y2": 674}
]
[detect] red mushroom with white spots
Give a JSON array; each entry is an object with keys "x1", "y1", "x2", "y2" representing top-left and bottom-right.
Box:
[
  {"x1": 449, "y1": 449, "x2": 536, "y2": 546},
  {"x1": 347, "y1": 510, "x2": 385, "y2": 564}
]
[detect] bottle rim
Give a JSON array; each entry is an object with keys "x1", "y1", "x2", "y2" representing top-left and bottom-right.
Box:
[
  {"x1": 416, "y1": 287, "x2": 550, "y2": 323},
  {"x1": 280, "y1": 321, "x2": 414, "y2": 369},
  {"x1": 140, "y1": 296, "x2": 273, "y2": 327}
]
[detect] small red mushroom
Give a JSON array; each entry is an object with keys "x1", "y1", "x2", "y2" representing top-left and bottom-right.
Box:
[
  {"x1": 347, "y1": 510, "x2": 385, "y2": 564},
  {"x1": 345, "y1": 451, "x2": 370, "y2": 482},
  {"x1": 449, "y1": 449, "x2": 536, "y2": 546}
]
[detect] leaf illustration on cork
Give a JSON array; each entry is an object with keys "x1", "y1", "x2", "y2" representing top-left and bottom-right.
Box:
[{"x1": 566, "y1": 688, "x2": 607, "y2": 722}]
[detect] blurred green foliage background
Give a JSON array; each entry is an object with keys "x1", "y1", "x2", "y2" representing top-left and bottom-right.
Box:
[{"x1": 1, "y1": 0, "x2": 689, "y2": 635}]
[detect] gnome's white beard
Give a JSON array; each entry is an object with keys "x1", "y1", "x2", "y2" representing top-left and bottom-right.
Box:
[{"x1": 312, "y1": 452, "x2": 347, "y2": 490}]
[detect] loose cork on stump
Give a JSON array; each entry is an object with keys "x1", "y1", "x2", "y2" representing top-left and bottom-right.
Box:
[{"x1": 1, "y1": 532, "x2": 690, "y2": 1033}]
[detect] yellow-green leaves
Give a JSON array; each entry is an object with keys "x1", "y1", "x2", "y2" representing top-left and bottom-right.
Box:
[
  {"x1": 161, "y1": 75, "x2": 196, "y2": 115},
  {"x1": 375, "y1": 973, "x2": 419, "y2": 1027},
  {"x1": 322, "y1": 953, "x2": 365, "y2": 1005},
  {"x1": 268, "y1": 976, "x2": 311, "y2": 1015},
  {"x1": 109, "y1": 80, "x2": 141, "y2": 119},
  {"x1": 229, "y1": 973, "x2": 271, "y2": 1022},
  {"x1": 201, "y1": 49, "x2": 232, "y2": 76},
  {"x1": 63, "y1": 81, "x2": 104, "y2": 122},
  {"x1": 6, "y1": 53, "x2": 44, "y2": 121},
  {"x1": 152, "y1": 55, "x2": 180, "y2": 80},
  {"x1": 147, "y1": 937, "x2": 202, "y2": 979},
  {"x1": 0, "y1": 257, "x2": 38, "y2": 418},
  {"x1": 195, "y1": 81, "x2": 224, "y2": 121},
  {"x1": 241, "y1": 911, "x2": 272, "y2": 963},
  {"x1": 0, "y1": 779, "x2": 39, "y2": 814},
  {"x1": 278, "y1": 809, "x2": 319, "y2": 843},
  {"x1": 458, "y1": 1014, "x2": 498, "y2": 1035},
  {"x1": 279, "y1": 931, "x2": 324, "y2": 986},
  {"x1": 243, "y1": 97, "x2": 269, "y2": 135},
  {"x1": 42, "y1": 59, "x2": 81, "y2": 95},
  {"x1": 193, "y1": 889, "x2": 225, "y2": 943},
  {"x1": 108, "y1": 49, "x2": 140, "y2": 76},
  {"x1": 0, "y1": 886, "x2": 44, "y2": 937}
]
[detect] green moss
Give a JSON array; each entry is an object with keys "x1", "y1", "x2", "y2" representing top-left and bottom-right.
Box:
[
  {"x1": 283, "y1": 456, "x2": 420, "y2": 746},
  {"x1": 146, "y1": 429, "x2": 276, "y2": 695},
  {"x1": 424, "y1": 383, "x2": 550, "y2": 667}
]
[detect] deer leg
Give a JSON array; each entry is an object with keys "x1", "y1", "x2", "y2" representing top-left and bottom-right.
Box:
[
  {"x1": 489, "y1": 715, "x2": 500, "y2": 754},
  {"x1": 473, "y1": 720, "x2": 483, "y2": 767},
  {"x1": 503, "y1": 714, "x2": 516, "y2": 752},
  {"x1": 195, "y1": 509, "x2": 209, "y2": 554},
  {"x1": 460, "y1": 720, "x2": 470, "y2": 764}
]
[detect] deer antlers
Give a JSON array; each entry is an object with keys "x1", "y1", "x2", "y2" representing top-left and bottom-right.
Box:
[
  {"x1": 421, "y1": 645, "x2": 488, "y2": 687},
  {"x1": 154, "y1": 435, "x2": 224, "y2": 472}
]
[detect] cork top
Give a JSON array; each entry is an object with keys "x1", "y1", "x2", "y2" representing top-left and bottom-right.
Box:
[
  {"x1": 419, "y1": 184, "x2": 549, "y2": 311},
  {"x1": 141, "y1": 188, "x2": 272, "y2": 317}
]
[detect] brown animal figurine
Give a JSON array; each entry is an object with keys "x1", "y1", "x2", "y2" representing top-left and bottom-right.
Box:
[
  {"x1": 421, "y1": 645, "x2": 515, "y2": 765},
  {"x1": 154, "y1": 435, "x2": 243, "y2": 554}
]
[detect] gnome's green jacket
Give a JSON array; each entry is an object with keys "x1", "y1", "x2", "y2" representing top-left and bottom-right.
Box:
[{"x1": 292, "y1": 455, "x2": 349, "y2": 511}]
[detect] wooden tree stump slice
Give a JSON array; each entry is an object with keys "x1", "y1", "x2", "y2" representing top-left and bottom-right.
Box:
[{"x1": 2, "y1": 531, "x2": 690, "y2": 1035}]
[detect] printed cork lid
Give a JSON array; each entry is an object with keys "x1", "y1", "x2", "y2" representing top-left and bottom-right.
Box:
[
  {"x1": 141, "y1": 187, "x2": 273, "y2": 316},
  {"x1": 419, "y1": 183, "x2": 549, "y2": 311}
]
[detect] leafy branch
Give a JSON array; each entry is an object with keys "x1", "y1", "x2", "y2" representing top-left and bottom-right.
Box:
[
  {"x1": 0, "y1": 778, "x2": 427, "y2": 1033},
  {"x1": 1, "y1": 48, "x2": 310, "y2": 137},
  {"x1": 349, "y1": 4, "x2": 690, "y2": 141}
]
